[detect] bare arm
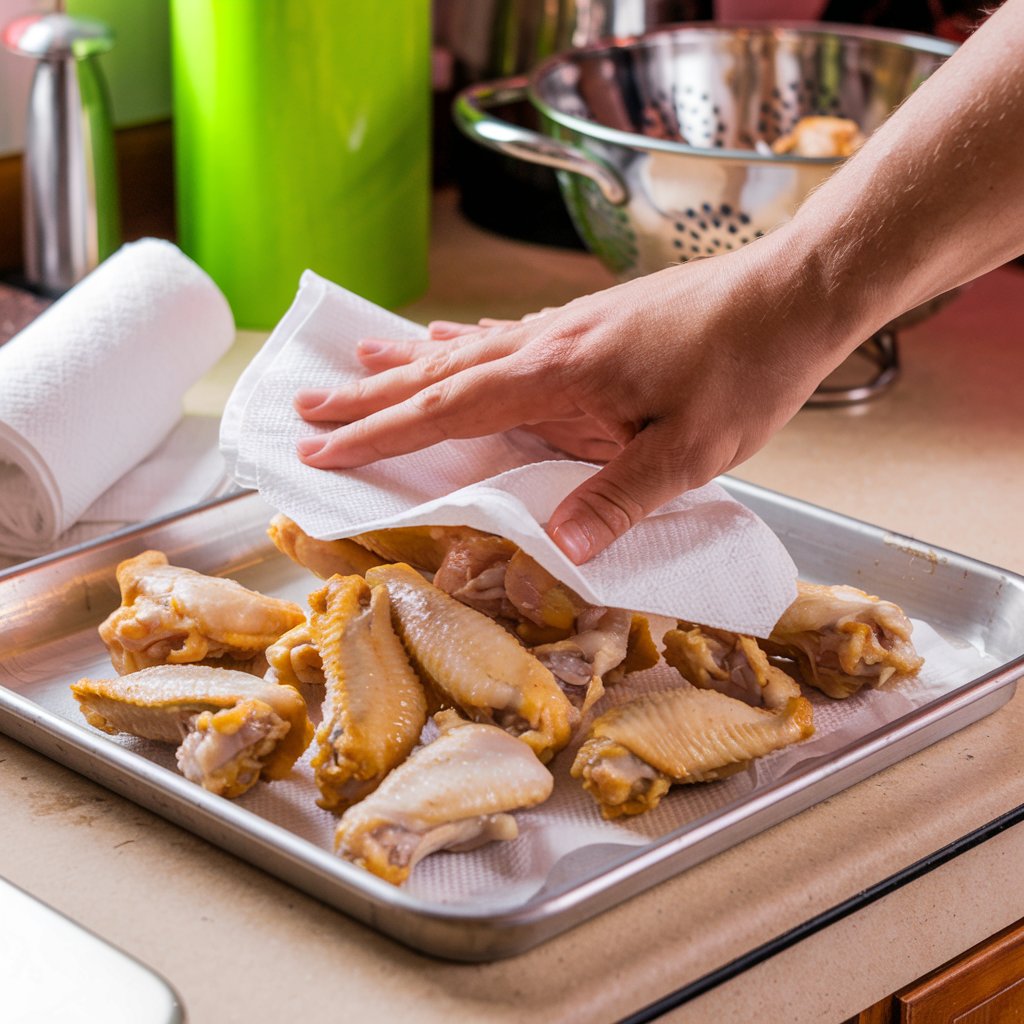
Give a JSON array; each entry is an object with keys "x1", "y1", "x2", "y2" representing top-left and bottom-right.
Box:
[{"x1": 295, "y1": 1, "x2": 1024, "y2": 563}]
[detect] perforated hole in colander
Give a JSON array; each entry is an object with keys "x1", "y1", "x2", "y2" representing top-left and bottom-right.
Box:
[
  {"x1": 646, "y1": 83, "x2": 728, "y2": 148},
  {"x1": 643, "y1": 76, "x2": 851, "y2": 151},
  {"x1": 671, "y1": 205, "x2": 764, "y2": 263},
  {"x1": 768, "y1": 79, "x2": 849, "y2": 138}
]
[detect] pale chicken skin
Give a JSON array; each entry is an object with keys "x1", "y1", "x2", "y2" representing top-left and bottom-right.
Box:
[
  {"x1": 99, "y1": 550, "x2": 305, "y2": 675},
  {"x1": 431, "y1": 533, "x2": 520, "y2": 620},
  {"x1": 355, "y1": 525, "x2": 590, "y2": 641},
  {"x1": 772, "y1": 115, "x2": 866, "y2": 157},
  {"x1": 345, "y1": 525, "x2": 656, "y2": 683},
  {"x1": 765, "y1": 581, "x2": 924, "y2": 698},
  {"x1": 663, "y1": 623, "x2": 802, "y2": 710},
  {"x1": 265, "y1": 621, "x2": 324, "y2": 687},
  {"x1": 267, "y1": 514, "x2": 384, "y2": 579},
  {"x1": 572, "y1": 686, "x2": 814, "y2": 818},
  {"x1": 351, "y1": 524, "x2": 489, "y2": 574},
  {"x1": 266, "y1": 516, "x2": 656, "y2": 740},
  {"x1": 335, "y1": 711, "x2": 553, "y2": 885},
  {"x1": 292, "y1": 523, "x2": 654, "y2": 716},
  {"x1": 71, "y1": 665, "x2": 313, "y2": 797},
  {"x1": 533, "y1": 607, "x2": 633, "y2": 715},
  {"x1": 429, "y1": 531, "x2": 658, "y2": 693},
  {"x1": 375, "y1": 526, "x2": 581, "y2": 639},
  {"x1": 502, "y1": 548, "x2": 592, "y2": 641},
  {"x1": 308, "y1": 575, "x2": 427, "y2": 813},
  {"x1": 365, "y1": 563, "x2": 575, "y2": 763}
]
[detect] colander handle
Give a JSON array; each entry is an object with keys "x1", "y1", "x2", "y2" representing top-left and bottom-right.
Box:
[{"x1": 453, "y1": 77, "x2": 628, "y2": 206}]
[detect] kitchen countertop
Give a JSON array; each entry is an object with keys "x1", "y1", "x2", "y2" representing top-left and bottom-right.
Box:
[{"x1": 2, "y1": 189, "x2": 1023, "y2": 1023}]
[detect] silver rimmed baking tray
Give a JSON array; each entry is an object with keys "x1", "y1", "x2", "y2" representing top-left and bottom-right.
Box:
[{"x1": 1, "y1": 480, "x2": 1022, "y2": 962}]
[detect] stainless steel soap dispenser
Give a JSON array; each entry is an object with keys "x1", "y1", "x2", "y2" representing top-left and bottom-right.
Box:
[{"x1": 2, "y1": 11, "x2": 120, "y2": 295}]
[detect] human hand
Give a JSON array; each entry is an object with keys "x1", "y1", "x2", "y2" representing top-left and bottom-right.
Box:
[
  {"x1": 295, "y1": 0, "x2": 1024, "y2": 564},
  {"x1": 294, "y1": 237, "x2": 870, "y2": 564},
  {"x1": 358, "y1": 314, "x2": 626, "y2": 464}
]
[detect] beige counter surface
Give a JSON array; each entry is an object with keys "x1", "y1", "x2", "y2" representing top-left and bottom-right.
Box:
[{"x1": 2, "y1": 191, "x2": 1023, "y2": 1023}]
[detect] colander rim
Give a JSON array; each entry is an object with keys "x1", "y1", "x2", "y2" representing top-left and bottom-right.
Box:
[{"x1": 525, "y1": 20, "x2": 958, "y2": 166}]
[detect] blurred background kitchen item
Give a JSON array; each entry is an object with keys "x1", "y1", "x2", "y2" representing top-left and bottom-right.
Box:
[
  {"x1": 2, "y1": 8, "x2": 119, "y2": 296},
  {"x1": 433, "y1": 0, "x2": 990, "y2": 248},
  {"x1": 170, "y1": 0, "x2": 430, "y2": 329},
  {"x1": 435, "y1": 0, "x2": 711, "y2": 245},
  {"x1": 455, "y1": 23, "x2": 955, "y2": 279},
  {"x1": 1, "y1": 875, "x2": 185, "y2": 1024}
]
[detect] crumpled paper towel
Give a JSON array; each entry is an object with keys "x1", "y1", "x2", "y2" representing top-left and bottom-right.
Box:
[
  {"x1": 221, "y1": 271, "x2": 798, "y2": 635},
  {"x1": 0, "y1": 239, "x2": 235, "y2": 559}
]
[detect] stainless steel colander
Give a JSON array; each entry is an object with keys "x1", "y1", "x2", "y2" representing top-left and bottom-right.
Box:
[{"x1": 454, "y1": 22, "x2": 956, "y2": 279}]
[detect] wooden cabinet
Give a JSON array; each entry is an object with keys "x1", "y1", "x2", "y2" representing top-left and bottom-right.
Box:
[{"x1": 850, "y1": 920, "x2": 1024, "y2": 1024}]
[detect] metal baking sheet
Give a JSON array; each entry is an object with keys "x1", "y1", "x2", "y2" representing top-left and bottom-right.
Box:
[{"x1": 1, "y1": 480, "x2": 1022, "y2": 962}]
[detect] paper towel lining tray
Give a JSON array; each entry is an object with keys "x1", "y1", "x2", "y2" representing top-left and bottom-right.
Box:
[{"x1": 1, "y1": 480, "x2": 1022, "y2": 962}]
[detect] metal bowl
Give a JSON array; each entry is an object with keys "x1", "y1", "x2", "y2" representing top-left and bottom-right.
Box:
[{"x1": 454, "y1": 23, "x2": 956, "y2": 279}]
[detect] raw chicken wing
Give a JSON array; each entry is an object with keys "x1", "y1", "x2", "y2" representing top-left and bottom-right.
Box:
[
  {"x1": 765, "y1": 581, "x2": 924, "y2": 698},
  {"x1": 365, "y1": 563, "x2": 575, "y2": 762},
  {"x1": 352, "y1": 525, "x2": 489, "y2": 573},
  {"x1": 308, "y1": 575, "x2": 427, "y2": 812},
  {"x1": 432, "y1": 533, "x2": 519, "y2": 619},
  {"x1": 572, "y1": 686, "x2": 813, "y2": 818},
  {"x1": 268, "y1": 514, "x2": 383, "y2": 579},
  {"x1": 265, "y1": 622, "x2": 324, "y2": 687},
  {"x1": 533, "y1": 607, "x2": 634, "y2": 715},
  {"x1": 335, "y1": 711, "x2": 553, "y2": 885},
  {"x1": 99, "y1": 550, "x2": 304, "y2": 674},
  {"x1": 71, "y1": 665, "x2": 313, "y2": 797},
  {"x1": 772, "y1": 116, "x2": 866, "y2": 157},
  {"x1": 663, "y1": 623, "x2": 802, "y2": 709},
  {"x1": 503, "y1": 549, "x2": 590, "y2": 641}
]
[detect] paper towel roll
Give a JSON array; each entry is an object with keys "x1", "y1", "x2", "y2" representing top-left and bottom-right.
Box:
[{"x1": 0, "y1": 239, "x2": 235, "y2": 557}]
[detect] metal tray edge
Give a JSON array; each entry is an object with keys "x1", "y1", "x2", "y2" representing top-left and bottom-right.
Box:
[
  {"x1": 2, "y1": 660, "x2": 1019, "y2": 961},
  {"x1": 3, "y1": 480, "x2": 1024, "y2": 960}
]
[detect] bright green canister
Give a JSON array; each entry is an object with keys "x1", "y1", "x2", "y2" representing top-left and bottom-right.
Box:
[{"x1": 170, "y1": 1, "x2": 430, "y2": 328}]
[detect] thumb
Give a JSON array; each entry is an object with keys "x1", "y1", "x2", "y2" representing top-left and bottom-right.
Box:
[{"x1": 547, "y1": 425, "x2": 691, "y2": 564}]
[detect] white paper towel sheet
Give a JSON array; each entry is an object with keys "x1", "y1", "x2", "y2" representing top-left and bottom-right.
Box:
[
  {"x1": 221, "y1": 271, "x2": 798, "y2": 635},
  {"x1": 0, "y1": 239, "x2": 235, "y2": 559}
]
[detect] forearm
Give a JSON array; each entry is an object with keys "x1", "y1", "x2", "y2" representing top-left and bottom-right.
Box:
[
  {"x1": 296, "y1": 4, "x2": 1024, "y2": 561},
  {"x1": 775, "y1": 0, "x2": 1024, "y2": 340}
]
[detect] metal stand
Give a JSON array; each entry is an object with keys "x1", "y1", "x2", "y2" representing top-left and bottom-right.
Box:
[{"x1": 807, "y1": 330, "x2": 900, "y2": 407}]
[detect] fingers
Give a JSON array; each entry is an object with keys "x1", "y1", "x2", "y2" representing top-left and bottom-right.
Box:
[
  {"x1": 428, "y1": 320, "x2": 481, "y2": 339},
  {"x1": 295, "y1": 335, "x2": 513, "y2": 423},
  {"x1": 547, "y1": 425, "x2": 694, "y2": 564},
  {"x1": 432, "y1": 316, "x2": 528, "y2": 334},
  {"x1": 426, "y1": 318, "x2": 517, "y2": 341},
  {"x1": 521, "y1": 423, "x2": 623, "y2": 463},
  {"x1": 297, "y1": 359, "x2": 546, "y2": 469},
  {"x1": 357, "y1": 317, "x2": 526, "y2": 372},
  {"x1": 356, "y1": 336, "x2": 463, "y2": 373},
  {"x1": 355, "y1": 310, "x2": 556, "y2": 372}
]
